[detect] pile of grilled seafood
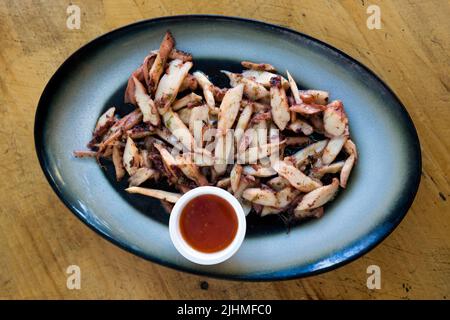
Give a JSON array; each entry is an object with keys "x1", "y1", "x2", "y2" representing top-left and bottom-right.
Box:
[{"x1": 74, "y1": 31, "x2": 358, "y2": 220}]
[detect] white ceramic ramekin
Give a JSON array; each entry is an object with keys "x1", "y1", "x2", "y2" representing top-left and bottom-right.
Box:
[{"x1": 169, "y1": 186, "x2": 246, "y2": 265}]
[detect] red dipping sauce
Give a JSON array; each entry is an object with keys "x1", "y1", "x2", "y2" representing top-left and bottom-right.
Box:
[{"x1": 179, "y1": 194, "x2": 238, "y2": 253}]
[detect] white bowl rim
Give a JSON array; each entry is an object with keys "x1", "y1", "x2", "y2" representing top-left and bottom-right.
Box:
[{"x1": 169, "y1": 186, "x2": 247, "y2": 265}]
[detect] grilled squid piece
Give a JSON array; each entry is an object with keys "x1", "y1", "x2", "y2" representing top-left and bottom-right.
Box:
[
  {"x1": 290, "y1": 103, "x2": 326, "y2": 115},
  {"x1": 323, "y1": 100, "x2": 348, "y2": 137},
  {"x1": 152, "y1": 141, "x2": 175, "y2": 163},
  {"x1": 339, "y1": 139, "x2": 358, "y2": 188},
  {"x1": 140, "y1": 149, "x2": 151, "y2": 168},
  {"x1": 179, "y1": 73, "x2": 198, "y2": 92},
  {"x1": 216, "y1": 177, "x2": 231, "y2": 189},
  {"x1": 288, "y1": 119, "x2": 314, "y2": 136},
  {"x1": 260, "y1": 206, "x2": 283, "y2": 217},
  {"x1": 222, "y1": 70, "x2": 269, "y2": 101},
  {"x1": 298, "y1": 90, "x2": 329, "y2": 105},
  {"x1": 124, "y1": 66, "x2": 144, "y2": 105},
  {"x1": 212, "y1": 86, "x2": 228, "y2": 102},
  {"x1": 152, "y1": 48, "x2": 193, "y2": 63},
  {"x1": 250, "y1": 111, "x2": 271, "y2": 124},
  {"x1": 172, "y1": 92, "x2": 203, "y2": 111},
  {"x1": 176, "y1": 155, "x2": 209, "y2": 186},
  {"x1": 142, "y1": 53, "x2": 157, "y2": 89},
  {"x1": 241, "y1": 61, "x2": 276, "y2": 72},
  {"x1": 155, "y1": 59, "x2": 193, "y2": 114},
  {"x1": 154, "y1": 127, "x2": 179, "y2": 147},
  {"x1": 295, "y1": 178, "x2": 339, "y2": 212},
  {"x1": 276, "y1": 187, "x2": 301, "y2": 208},
  {"x1": 255, "y1": 120, "x2": 267, "y2": 148},
  {"x1": 238, "y1": 126, "x2": 256, "y2": 153},
  {"x1": 193, "y1": 71, "x2": 216, "y2": 112},
  {"x1": 126, "y1": 124, "x2": 154, "y2": 140},
  {"x1": 112, "y1": 143, "x2": 126, "y2": 181},
  {"x1": 97, "y1": 129, "x2": 123, "y2": 152},
  {"x1": 189, "y1": 106, "x2": 210, "y2": 148},
  {"x1": 230, "y1": 164, "x2": 243, "y2": 193},
  {"x1": 268, "y1": 124, "x2": 282, "y2": 162},
  {"x1": 289, "y1": 140, "x2": 328, "y2": 166},
  {"x1": 162, "y1": 110, "x2": 195, "y2": 152},
  {"x1": 269, "y1": 123, "x2": 279, "y2": 142},
  {"x1": 243, "y1": 186, "x2": 299, "y2": 209},
  {"x1": 322, "y1": 135, "x2": 348, "y2": 165},
  {"x1": 344, "y1": 139, "x2": 358, "y2": 159},
  {"x1": 234, "y1": 175, "x2": 256, "y2": 199},
  {"x1": 128, "y1": 167, "x2": 156, "y2": 187},
  {"x1": 217, "y1": 84, "x2": 244, "y2": 135},
  {"x1": 93, "y1": 146, "x2": 110, "y2": 159},
  {"x1": 102, "y1": 145, "x2": 114, "y2": 158},
  {"x1": 177, "y1": 107, "x2": 192, "y2": 126},
  {"x1": 286, "y1": 70, "x2": 301, "y2": 104},
  {"x1": 73, "y1": 150, "x2": 97, "y2": 158},
  {"x1": 214, "y1": 131, "x2": 234, "y2": 175},
  {"x1": 133, "y1": 76, "x2": 160, "y2": 126},
  {"x1": 189, "y1": 104, "x2": 209, "y2": 130},
  {"x1": 241, "y1": 69, "x2": 289, "y2": 89},
  {"x1": 246, "y1": 100, "x2": 270, "y2": 113},
  {"x1": 125, "y1": 187, "x2": 181, "y2": 203},
  {"x1": 340, "y1": 154, "x2": 356, "y2": 188},
  {"x1": 94, "y1": 107, "x2": 115, "y2": 136},
  {"x1": 309, "y1": 114, "x2": 325, "y2": 134},
  {"x1": 237, "y1": 141, "x2": 284, "y2": 164},
  {"x1": 267, "y1": 176, "x2": 290, "y2": 191},
  {"x1": 169, "y1": 48, "x2": 192, "y2": 62},
  {"x1": 148, "y1": 31, "x2": 175, "y2": 93},
  {"x1": 234, "y1": 102, "x2": 254, "y2": 145},
  {"x1": 123, "y1": 137, "x2": 141, "y2": 176},
  {"x1": 287, "y1": 77, "x2": 299, "y2": 122},
  {"x1": 272, "y1": 159, "x2": 322, "y2": 192},
  {"x1": 191, "y1": 148, "x2": 215, "y2": 167},
  {"x1": 310, "y1": 161, "x2": 345, "y2": 179},
  {"x1": 88, "y1": 107, "x2": 116, "y2": 147},
  {"x1": 270, "y1": 76, "x2": 290, "y2": 130},
  {"x1": 251, "y1": 124, "x2": 266, "y2": 153},
  {"x1": 295, "y1": 207, "x2": 324, "y2": 219},
  {"x1": 243, "y1": 164, "x2": 277, "y2": 177},
  {"x1": 98, "y1": 109, "x2": 143, "y2": 152},
  {"x1": 110, "y1": 109, "x2": 143, "y2": 135},
  {"x1": 153, "y1": 142, "x2": 179, "y2": 181},
  {"x1": 242, "y1": 188, "x2": 277, "y2": 206}
]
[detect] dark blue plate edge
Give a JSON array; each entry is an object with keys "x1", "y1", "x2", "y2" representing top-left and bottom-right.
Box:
[{"x1": 34, "y1": 14, "x2": 422, "y2": 281}]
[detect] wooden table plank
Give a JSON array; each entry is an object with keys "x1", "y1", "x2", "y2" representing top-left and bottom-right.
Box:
[{"x1": 0, "y1": 0, "x2": 448, "y2": 299}]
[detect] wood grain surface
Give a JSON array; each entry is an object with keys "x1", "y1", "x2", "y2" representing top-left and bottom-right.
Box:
[{"x1": 0, "y1": 0, "x2": 449, "y2": 299}]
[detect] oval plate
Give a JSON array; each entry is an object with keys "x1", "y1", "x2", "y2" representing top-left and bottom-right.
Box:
[{"x1": 34, "y1": 15, "x2": 421, "y2": 280}]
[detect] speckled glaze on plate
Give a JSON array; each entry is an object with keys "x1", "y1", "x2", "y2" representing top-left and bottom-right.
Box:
[{"x1": 34, "y1": 15, "x2": 421, "y2": 280}]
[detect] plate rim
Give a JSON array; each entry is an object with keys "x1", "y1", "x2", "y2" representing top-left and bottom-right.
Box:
[{"x1": 34, "y1": 14, "x2": 422, "y2": 281}]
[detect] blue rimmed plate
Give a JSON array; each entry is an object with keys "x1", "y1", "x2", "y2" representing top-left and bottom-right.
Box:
[{"x1": 34, "y1": 15, "x2": 421, "y2": 280}]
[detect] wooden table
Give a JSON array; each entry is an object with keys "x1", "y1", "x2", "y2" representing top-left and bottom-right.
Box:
[{"x1": 0, "y1": 0, "x2": 448, "y2": 299}]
